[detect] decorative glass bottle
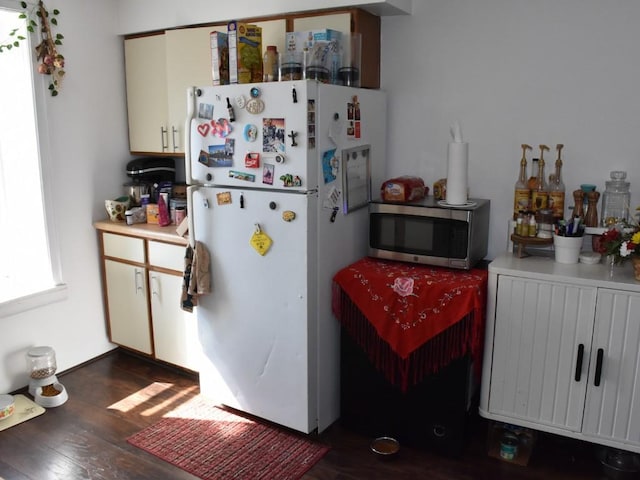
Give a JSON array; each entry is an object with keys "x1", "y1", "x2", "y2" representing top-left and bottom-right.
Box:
[
  {"x1": 548, "y1": 144, "x2": 566, "y2": 222},
  {"x1": 530, "y1": 145, "x2": 549, "y2": 213},
  {"x1": 513, "y1": 144, "x2": 531, "y2": 220}
]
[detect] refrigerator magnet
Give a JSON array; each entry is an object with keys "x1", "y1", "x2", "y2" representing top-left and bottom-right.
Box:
[
  {"x1": 212, "y1": 118, "x2": 232, "y2": 138},
  {"x1": 243, "y1": 124, "x2": 258, "y2": 142},
  {"x1": 197, "y1": 123, "x2": 210, "y2": 137},
  {"x1": 216, "y1": 192, "x2": 232, "y2": 205},
  {"x1": 282, "y1": 210, "x2": 296, "y2": 222},
  {"x1": 229, "y1": 170, "x2": 255, "y2": 182},
  {"x1": 279, "y1": 174, "x2": 302, "y2": 187},
  {"x1": 235, "y1": 95, "x2": 246, "y2": 109},
  {"x1": 244, "y1": 152, "x2": 260, "y2": 168},
  {"x1": 250, "y1": 224, "x2": 272, "y2": 256},
  {"x1": 262, "y1": 163, "x2": 275, "y2": 185},
  {"x1": 246, "y1": 98, "x2": 265, "y2": 115}
]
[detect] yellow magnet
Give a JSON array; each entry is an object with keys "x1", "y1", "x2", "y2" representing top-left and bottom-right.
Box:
[{"x1": 250, "y1": 224, "x2": 272, "y2": 256}]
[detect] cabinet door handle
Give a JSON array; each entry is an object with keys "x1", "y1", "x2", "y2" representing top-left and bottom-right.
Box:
[
  {"x1": 171, "y1": 126, "x2": 179, "y2": 151},
  {"x1": 574, "y1": 343, "x2": 584, "y2": 381},
  {"x1": 594, "y1": 348, "x2": 604, "y2": 387},
  {"x1": 134, "y1": 268, "x2": 144, "y2": 294},
  {"x1": 160, "y1": 126, "x2": 168, "y2": 151},
  {"x1": 151, "y1": 274, "x2": 159, "y2": 297}
]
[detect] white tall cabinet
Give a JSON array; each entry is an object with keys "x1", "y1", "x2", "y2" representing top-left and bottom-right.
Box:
[{"x1": 480, "y1": 253, "x2": 640, "y2": 453}]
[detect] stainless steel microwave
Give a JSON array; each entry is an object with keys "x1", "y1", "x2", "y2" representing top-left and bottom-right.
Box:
[{"x1": 368, "y1": 198, "x2": 490, "y2": 269}]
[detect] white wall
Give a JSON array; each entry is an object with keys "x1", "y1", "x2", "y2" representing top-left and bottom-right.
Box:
[
  {"x1": 381, "y1": 0, "x2": 640, "y2": 260},
  {"x1": 0, "y1": 0, "x2": 128, "y2": 393}
]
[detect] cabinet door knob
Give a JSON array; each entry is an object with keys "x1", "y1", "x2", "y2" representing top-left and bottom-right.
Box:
[
  {"x1": 574, "y1": 343, "x2": 584, "y2": 381},
  {"x1": 594, "y1": 348, "x2": 604, "y2": 387}
]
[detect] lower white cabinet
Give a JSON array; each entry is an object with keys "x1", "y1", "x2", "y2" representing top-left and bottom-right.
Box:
[
  {"x1": 97, "y1": 224, "x2": 202, "y2": 372},
  {"x1": 104, "y1": 259, "x2": 152, "y2": 354},
  {"x1": 480, "y1": 253, "x2": 640, "y2": 453},
  {"x1": 149, "y1": 271, "x2": 201, "y2": 371}
]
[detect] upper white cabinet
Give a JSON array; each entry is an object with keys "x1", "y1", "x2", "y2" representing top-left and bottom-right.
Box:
[
  {"x1": 124, "y1": 33, "x2": 169, "y2": 155},
  {"x1": 480, "y1": 254, "x2": 640, "y2": 453},
  {"x1": 124, "y1": 20, "x2": 287, "y2": 155},
  {"x1": 125, "y1": 27, "x2": 212, "y2": 155}
]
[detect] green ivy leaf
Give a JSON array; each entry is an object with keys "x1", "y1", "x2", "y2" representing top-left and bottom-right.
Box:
[
  {"x1": 27, "y1": 25, "x2": 34, "y2": 33},
  {"x1": 53, "y1": 9, "x2": 60, "y2": 15},
  {"x1": 20, "y1": 1, "x2": 27, "y2": 8},
  {"x1": 18, "y1": 13, "x2": 26, "y2": 19},
  {"x1": 13, "y1": 41, "x2": 19, "y2": 47},
  {"x1": 56, "y1": 34, "x2": 64, "y2": 40},
  {"x1": 51, "y1": 18, "x2": 57, "y2": 25},
  {"x1": 6, "y1": 44, "x2": 12, "y2": 50},
  {"x1": 54, "y1": 39, "x2": 61, "y2": 45},
  {"x1": 17, "y1": 35, "x2": 25, "y2": 40}
]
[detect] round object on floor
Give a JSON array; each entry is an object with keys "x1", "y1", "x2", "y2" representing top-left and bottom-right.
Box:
[
  {"x1": 34, "y1": 382, "x2": 68, "y2": 408},
  {"x1": 0, "y1": 394, "x2": 15, "y2": 421},
  {"x1": 370, "y1": 436, "x2": 400, "y2": 459}
]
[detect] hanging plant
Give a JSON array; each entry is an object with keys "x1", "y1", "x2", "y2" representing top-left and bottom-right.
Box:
[{"x1": 0, "y1": 1, "x2": 65, "y2": 96}]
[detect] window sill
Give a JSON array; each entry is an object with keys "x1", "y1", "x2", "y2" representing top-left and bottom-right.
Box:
[{"x1": 0, "y1": 284, "x2": 68, "y2": 318}]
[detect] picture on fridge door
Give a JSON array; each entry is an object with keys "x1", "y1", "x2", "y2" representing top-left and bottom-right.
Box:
[{"x1": 263, "y1": 118, "x2": 286, "y2": 153}]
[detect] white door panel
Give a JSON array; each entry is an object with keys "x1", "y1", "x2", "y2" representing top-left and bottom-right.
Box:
[{"x1": 194, "y1": 186, "x2": 318, "y2": 433}]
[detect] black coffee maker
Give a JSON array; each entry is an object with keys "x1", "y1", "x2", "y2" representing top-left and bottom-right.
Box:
[{"x1": 125, "y1": 157, "x2": 176, "y2": 205}]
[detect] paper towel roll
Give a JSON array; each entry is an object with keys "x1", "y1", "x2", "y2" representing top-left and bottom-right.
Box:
[{"x1": 446, "y1": 142, "x2": 468, "y2": 205}]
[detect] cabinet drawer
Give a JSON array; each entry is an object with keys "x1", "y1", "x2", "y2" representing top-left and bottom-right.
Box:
[
  {"x1": 148, "y1": 241, "x2": 185, "y2": 271},
  {"x1": 103, "y1": 233, "x2": 145, "y2": 263}
]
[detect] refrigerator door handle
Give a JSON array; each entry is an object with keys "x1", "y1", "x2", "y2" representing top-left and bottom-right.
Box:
[
  {"x1": 186, "y1": 185, "x2": 200, "y2": 248},
  {"x1": 185, "y1": 86, "x2": 197, "y2": 185}
]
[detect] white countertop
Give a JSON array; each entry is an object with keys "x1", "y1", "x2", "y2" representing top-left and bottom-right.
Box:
[{"x1": 489, "y1": 252, "x2": 640, "y2": 293}]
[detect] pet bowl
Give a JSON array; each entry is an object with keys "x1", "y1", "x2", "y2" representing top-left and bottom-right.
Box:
[
  {"x1": 0, "y1": 394, "x2": 15, "y2": 421},
  {"x1": 370, "y1": 436, "x2": 400, "y2": 459},
  {"x1": 105, "y1": 196, "x2": 131, "y2": 222},
  {"x1": 34, "y1": 382, "x2": 68, "y2": 408}
]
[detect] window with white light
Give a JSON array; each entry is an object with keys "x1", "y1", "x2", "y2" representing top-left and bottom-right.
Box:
[{"x1": 0, "y1": 3, "x2": 64, "y2": 313}]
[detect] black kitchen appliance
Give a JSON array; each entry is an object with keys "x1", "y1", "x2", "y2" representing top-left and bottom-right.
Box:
[{"x1": 126, "y1": 157, "x2": 176, "y2": 183}]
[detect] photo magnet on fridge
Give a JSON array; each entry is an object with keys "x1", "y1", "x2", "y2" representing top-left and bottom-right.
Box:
[
  {"x1": 263, "y1": 118, "x2": 285, "y2": 153},
  {"x1": 262, "y1": 163, "x2": 274, "y2": 185},
  {"x1": 322, "y1": 148, "x2": 338, "y2": 184},
  {"x1": 207, "y1": 144, "x2": 233, "y2": 167}
]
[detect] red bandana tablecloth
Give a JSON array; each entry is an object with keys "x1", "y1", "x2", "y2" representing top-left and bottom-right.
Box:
[{"x1": 332, "y1": 257, "x2": 488, "y2": 391}]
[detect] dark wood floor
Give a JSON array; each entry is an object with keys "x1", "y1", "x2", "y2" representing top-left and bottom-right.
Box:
[{"x1": 0, "y1": 350, "x2": 611, "y2": 479}]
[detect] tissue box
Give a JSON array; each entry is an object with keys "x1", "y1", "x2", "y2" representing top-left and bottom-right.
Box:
[
  {"x1": 210, "y1": 31, "x2": 229, "y2": 85},
  {"x1": 227, "y1": 21, "x2": 262, "y2": 84}
]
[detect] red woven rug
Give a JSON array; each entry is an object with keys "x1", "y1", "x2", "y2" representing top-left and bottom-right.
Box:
[{"x1": 127, "y1": 396, "x2": 330, "y2": 480}]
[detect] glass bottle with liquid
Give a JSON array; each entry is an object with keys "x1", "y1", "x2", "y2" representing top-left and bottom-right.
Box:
[
  {"x1": 513, "y1": 144, "x2": 531, "y2": 220},
  {"x1": 601, "y1": 171, "x2": 630, "y2": 227},
  {"x1": 526, "y1": 158, "x2": 540, "y2": 210},
  {"x1": 548, "y1": 144, "x2": 566, "y2": 222},
  {"x1": 530, "y1": 145, "x2": 549, "y2": 213}
]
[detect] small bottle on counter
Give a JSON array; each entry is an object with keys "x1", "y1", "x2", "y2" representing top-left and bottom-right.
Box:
[
  {"x1": 548, "y1": 144, "x2": 566, "y2": 222},
  {"x1": 526, "y1": 158, "x2": 540, "y2": 205},
  {"x1": 528, "y1": 211, "x2": 537, "y2": 237},
  {"x1": 513, "y1": 144, "x2": 532, "y2": 220},
  {"x1": 531, "y1": 145, "x2": 549, "y2": 213}
]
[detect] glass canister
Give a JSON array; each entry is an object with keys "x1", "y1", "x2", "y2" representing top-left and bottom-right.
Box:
[
  {"x1": 600, "y1": 171, "x2": 630, "y2": 227},
  {"x1": 27, "y1": 346, "x2": 57, "y2": 380}
]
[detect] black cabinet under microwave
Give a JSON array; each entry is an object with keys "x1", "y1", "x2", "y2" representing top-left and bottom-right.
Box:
[{"x1": 368, "y1": 198, "x2": 490, "y2": 270}]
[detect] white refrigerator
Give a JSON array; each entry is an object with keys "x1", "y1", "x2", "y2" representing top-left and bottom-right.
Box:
[{"x1": 185, "y1": 80, "x2": 386, "y2": 434}]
